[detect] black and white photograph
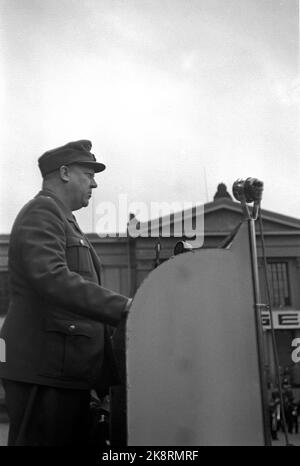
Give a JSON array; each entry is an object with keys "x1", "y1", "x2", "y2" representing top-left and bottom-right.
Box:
[{"x1": 0, "y1": 0, "x2": 299, "y2": 450}]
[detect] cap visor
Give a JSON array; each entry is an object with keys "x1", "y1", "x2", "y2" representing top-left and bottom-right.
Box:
[{"x1": 75, "y1": 161, "x2": 106, "y2": 173}]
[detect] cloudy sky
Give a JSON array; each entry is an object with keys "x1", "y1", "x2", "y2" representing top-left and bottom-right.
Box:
[{"x1": 0, "y1": 0, "x2": 299, "y2": 233}]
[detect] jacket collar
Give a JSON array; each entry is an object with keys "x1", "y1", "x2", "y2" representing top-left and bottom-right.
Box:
[
  {"x1": 36, "y1": 189, "x2": 75, "y2": 222},
  {"x1": 36, "y1": 190, "x2": 102, "y2": 281}
]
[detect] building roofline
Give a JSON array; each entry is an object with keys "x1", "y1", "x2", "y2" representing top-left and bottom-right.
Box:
[{"x1": 131, "y1": 198, "x2": 300, "y2": 236}]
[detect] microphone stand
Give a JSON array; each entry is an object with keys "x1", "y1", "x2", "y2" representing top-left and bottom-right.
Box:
[{"x1": 237, "y1": 192, "x2": 272, "y2": 446}]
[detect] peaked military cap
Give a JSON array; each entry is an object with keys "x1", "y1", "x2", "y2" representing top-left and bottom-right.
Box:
[{"x1": 38, "y1": 140, "x2": 106, "y2": 177}]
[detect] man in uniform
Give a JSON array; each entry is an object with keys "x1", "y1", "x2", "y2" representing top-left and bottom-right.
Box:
[{"x1": 0, "y1": 140, "x2": 131, "y2": 445}]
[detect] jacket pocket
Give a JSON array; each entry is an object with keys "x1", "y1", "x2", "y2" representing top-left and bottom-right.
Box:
[
  {"x1": 66, "y1": 236, "x2": 93, "y2": 273},
  {"x1": 39, "y1": 318, "x2": 99, "y2": 380}
]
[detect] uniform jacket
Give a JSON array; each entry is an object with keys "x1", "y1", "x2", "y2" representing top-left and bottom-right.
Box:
[{"x1": 0, "y1": 190, "x2": 128, "y2": 391}]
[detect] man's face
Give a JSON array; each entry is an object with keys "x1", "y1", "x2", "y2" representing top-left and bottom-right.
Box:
[{"x1": 67, "y1": 164, "x2": 98, "y2": 210}]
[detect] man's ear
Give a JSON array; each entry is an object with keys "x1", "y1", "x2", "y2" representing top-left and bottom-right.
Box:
[{"x1": 59, "y1": 165, "x2": 70, "y2": 182}]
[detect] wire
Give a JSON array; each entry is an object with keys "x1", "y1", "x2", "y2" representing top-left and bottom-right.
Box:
[{"x1": 258, "y1": 205, "x2": 292, "y2": 446}]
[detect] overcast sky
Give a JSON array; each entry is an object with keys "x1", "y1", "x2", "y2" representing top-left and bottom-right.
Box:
[{"x1": 0, "y1": 0, "x2": 299, "y2": 233}]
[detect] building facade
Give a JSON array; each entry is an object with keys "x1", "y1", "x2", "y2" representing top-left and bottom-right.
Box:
[{"x1": 0, "y1": 188, "x2": 300, "y2": 395}]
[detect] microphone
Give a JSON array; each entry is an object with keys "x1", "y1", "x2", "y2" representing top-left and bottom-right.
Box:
[
  {"x1": 232, "y1": 178, "x2": 264, "y2": 204},
  {"x1": 232, "y1": 178, "x2": 264, "y2": 220},
  {"x1": 174, "y1": 241, "x2": 193, "y2": 256}
]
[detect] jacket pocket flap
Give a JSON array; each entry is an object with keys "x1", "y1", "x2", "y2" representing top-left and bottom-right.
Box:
[
  {"x1": 66, "y1": 236, "x2": 90, "y2": 248},
  {"x1": 45, "y1": 319, "x2": 94, "y2": 337}
]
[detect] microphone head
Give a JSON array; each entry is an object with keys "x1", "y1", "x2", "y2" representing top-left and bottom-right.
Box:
[
  {"x1": 244, "y1": 178, "x2": 264, "y2": 203},
  {"x1": 232, "y1": 179, "x2": 246, "y2": 202},
  {"x1": 232, "y1": 178, "x2": 264, "y2": 203},
  {"x1": 174, "y1": 241, "x2": 193, "y2": 256}
]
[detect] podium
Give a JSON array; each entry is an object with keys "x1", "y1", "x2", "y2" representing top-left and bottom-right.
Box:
[{"x1": 125, "y1": 222, "x2": 270, "y2": 446}]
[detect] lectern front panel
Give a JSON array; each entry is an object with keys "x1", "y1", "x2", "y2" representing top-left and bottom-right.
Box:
[{"x1": 127, "y1": 223, "x2": 264, "y2": 445}]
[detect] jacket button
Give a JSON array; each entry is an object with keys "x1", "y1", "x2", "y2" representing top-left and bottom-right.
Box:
[
  {"x1": 69, "y1": 324, "x2": 76, "y2": 332},
  {"x1": 80, "y1": 239, "x2": 84, "y2": 246}
]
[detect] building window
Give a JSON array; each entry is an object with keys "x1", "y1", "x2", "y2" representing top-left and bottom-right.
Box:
[
  {"x1": 267, "y1": 261, "x2": 291, "y2": 308},
  {"x1": 0, "y1": 271, "x2": 9, "y2": 316}
]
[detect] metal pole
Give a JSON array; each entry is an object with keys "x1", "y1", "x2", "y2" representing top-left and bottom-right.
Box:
[{"x1": 248, "y1": 218, "x2": 272, "y2": 446}]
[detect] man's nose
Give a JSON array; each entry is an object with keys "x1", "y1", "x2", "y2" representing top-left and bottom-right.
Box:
[{"x1": 91, "y1": 179, "x2": 97, "y2": 189}]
